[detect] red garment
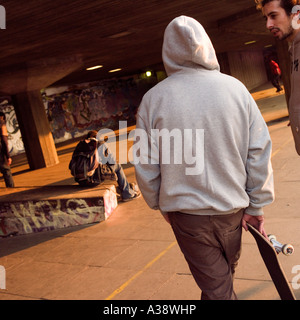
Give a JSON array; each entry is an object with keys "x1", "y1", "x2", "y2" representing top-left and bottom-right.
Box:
[{"x1": 269, "y1": 60, "x2": 281, "y2": 76}]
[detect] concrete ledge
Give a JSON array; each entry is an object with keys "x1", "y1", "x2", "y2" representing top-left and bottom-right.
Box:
[{"x1": 0, "y1": 184, "x2": 118, "y2": 237}]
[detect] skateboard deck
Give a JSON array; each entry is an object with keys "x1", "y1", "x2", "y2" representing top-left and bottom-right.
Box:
[{"x1": 247, "y1": 223, "x2": 296, "y2": 300}]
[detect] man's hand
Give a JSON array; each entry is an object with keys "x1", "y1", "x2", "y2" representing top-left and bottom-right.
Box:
[{"x1": 242, "y1": 213, "x2": 268, "y2": 238}]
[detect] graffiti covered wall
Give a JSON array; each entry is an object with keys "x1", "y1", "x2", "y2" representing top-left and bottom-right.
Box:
[
  {"x1": 43, "y1": 76, "x2": 156, "y2": 143},
  {"x1": 0, "y1": 76, "x2": 157, "y2": 155}
]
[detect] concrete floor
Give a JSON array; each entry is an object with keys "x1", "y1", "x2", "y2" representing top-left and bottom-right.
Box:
[{"x1": 0, "y1": 83, "x2": 299, "y2": 301}]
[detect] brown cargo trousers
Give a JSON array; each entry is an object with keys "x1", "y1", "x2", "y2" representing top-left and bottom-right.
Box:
[{"x1": 168, "y1": 209, "x2": 244, "y2": 300}]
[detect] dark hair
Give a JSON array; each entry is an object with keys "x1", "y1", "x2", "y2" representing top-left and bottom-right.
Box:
[
  {"x1": 255, "y1": 0, "x2": 299, "y2": 15},
  {"x1": 87, "y1": 130, "x2": 98, "y2": 139},
  {"x1": 0, "y1": 112, "x2": 6, "y2": 121}
]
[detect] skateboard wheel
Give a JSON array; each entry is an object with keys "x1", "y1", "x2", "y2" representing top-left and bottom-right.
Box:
[
  {"x1": 282, "y1": 244, "x2": 294, "y2": 256},
  {"x1": 268, "y1": 234, "x2": 276, "y2": 242}
]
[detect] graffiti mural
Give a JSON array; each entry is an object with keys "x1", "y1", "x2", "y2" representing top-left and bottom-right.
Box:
[
  {"x1": 43, "y1": 77, "x2": 155, "y2": 143},
  {"x1": 0, "y1": 75, "x2": 157, "y2": 153},
  {"x1": 0, "y1": 97, "x2": 24, "y2": 156}
]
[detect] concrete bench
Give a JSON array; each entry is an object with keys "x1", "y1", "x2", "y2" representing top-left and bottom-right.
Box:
[{"x1": 0, "y1": 183, "x2": 118, "y2": 237}]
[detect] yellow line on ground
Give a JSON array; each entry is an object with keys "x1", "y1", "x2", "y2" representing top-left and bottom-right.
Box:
[
  {"x1": 271, "y1": 137, "x2": 293, "y2": 158},
  {"x1": 105, "y1": 241, "x2": 177, "y2": 300}
]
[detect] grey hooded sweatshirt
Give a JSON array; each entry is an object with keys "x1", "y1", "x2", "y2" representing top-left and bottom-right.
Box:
[{"x1": 134, "y1": 16, "x2": 274, "y2": 216}]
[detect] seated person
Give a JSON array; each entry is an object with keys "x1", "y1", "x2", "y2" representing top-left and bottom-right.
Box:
[{"x1": 70, "y1": 130, "x2": 140, "y2": 201}]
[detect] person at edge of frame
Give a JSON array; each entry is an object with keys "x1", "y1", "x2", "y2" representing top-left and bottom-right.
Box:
[
  {"x1": 256, "y1": 0, "x2": 300, "y2": 155},
  {"x1": 0, "y1": 111, "x2": 14, "y2": 188}
]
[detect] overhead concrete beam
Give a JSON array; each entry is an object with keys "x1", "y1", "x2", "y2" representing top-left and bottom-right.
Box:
[
  {"x1": 217, "y1": 6, "x2": 269, "y2": 36},
  {"x1": 0, "y1": 55, "x2": 83, "y2": 96}
]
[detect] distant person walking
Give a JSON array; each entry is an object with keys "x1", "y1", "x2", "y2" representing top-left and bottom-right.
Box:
[
  {"x1": 269, "y1": 58, "x2": 283, "y2": 92},
  {"x1": 0, "y1": 112, "x2": 14, "y2": 187}
]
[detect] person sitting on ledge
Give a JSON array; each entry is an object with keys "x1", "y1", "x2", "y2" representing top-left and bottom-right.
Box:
[{"x1": 69, "y1": 130, "x2": 140, "y2": 202}]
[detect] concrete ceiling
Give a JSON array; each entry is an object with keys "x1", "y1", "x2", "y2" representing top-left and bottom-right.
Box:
[{"x1": 0, "y1": 0, "x2": 274, "y2": 95}]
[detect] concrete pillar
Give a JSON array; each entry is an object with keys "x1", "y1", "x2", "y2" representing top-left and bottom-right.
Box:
[
  {"x1": 276, "y1": 39, "x2": 291, "y2": 108},
  {"x1": 12, "y1": 90, "x2": 59, "y2": 169}
]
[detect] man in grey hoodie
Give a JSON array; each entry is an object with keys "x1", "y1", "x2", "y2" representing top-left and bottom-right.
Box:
[
  {"x1": 134, "y1": 16, "x2": 274, "y2": 300},
  {"x1": 256, "y1": 0, "x2": 300, "y2": 155}
]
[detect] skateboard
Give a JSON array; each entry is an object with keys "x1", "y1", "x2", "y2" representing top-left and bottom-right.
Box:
[{"x1": 247, "y1": 223, "x2": 296, "y2": 300}]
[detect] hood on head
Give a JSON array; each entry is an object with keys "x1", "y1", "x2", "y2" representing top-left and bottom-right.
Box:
[{"x1": 162, "y1": 15, "x2": 220, "y2": 76}]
